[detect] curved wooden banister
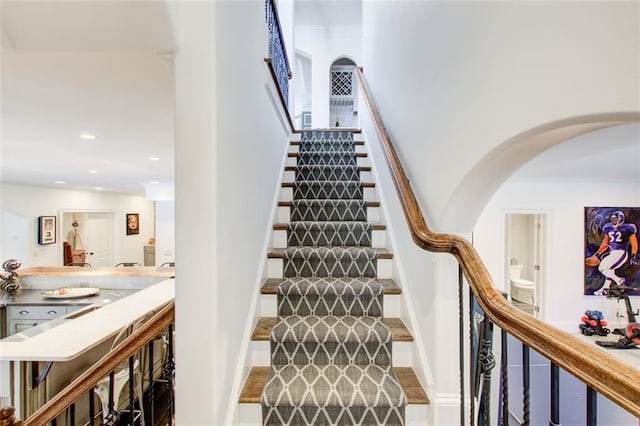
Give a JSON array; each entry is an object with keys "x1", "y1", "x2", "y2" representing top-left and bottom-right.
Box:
[
  {"x1": 24, "y1": 301, "x2": 175, "y2": 426},
  {"x1": 354, "y1": 67, "x2": 640, "y2": 417}
]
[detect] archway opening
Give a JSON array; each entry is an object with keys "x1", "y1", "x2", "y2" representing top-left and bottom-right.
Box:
[{"x1": 329, "y1": 57, "x2": 357, "y2": 128}]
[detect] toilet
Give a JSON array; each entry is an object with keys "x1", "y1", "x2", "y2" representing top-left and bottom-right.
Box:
[{"x1": 509, "y1": 264, "x2": 536, "y2": 305}]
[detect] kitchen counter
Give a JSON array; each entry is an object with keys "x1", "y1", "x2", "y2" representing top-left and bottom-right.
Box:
[
  {"x1": 14, "y1": 266, "x2": 174, "y2": 291},
  {"x1": 0, "y1": 278, "x2": 174, "y2": 361},
  {"x1": 0, "y1": 288, "x2": 138, "y2": 307}
]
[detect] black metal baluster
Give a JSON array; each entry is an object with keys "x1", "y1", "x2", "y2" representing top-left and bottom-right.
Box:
[
  {"x1": 469, "y1": 287, "x2": 476, "y2": 426},
  {"x1": 89, "y1": 388, "x2": 95, "y2": 426},
  {"x1": 522, "y1": 344, "x2": 530, "y2": 426},
  {"x1": 500, "y1": 329, "x2": 509, "y2": 426},
  {"x1": 459, "y1": 265, "x2": 465, "y2": 426},
  {"x1": 479, "y1": 320, "x2": 495, "y2": 426},
  {"x1": 165, "y1": 324, "x2": 175, "y2": 425},
  {"x1": 586, "y1": 386, "x2": 597, "y2": 426},
  {"x1": 550, "y1": 363, "x2": 560, "y2": 426},
  {"x1": 69, "y1": 403, "x2": 75, "y2": 425},
  {"x1": 107, "y1": 371, "x2": 116, "y2": 424}
]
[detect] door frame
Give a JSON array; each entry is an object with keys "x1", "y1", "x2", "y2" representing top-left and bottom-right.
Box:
[
  {"x1": 503, "y1": 209, "x2": 550, "y2": 320},
  {"x1": 59, "y1": 209, "x2": 118, "y2": 266}
]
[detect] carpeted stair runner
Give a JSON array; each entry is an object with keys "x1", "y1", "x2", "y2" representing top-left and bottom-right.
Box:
[{"x1": 261, "y1": 130, "x2": 407, "y2": 425}]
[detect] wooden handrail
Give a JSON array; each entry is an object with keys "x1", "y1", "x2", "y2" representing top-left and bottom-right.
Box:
[
  {"x1": 354, "y1": 67, "x2": 640, "y2": 417},
  {"x1": 265, "y1": 58, "x2": 298, "y2": 133},
  {"x1": 24, "y1": 301, "x2": 175, "y2": 425}
]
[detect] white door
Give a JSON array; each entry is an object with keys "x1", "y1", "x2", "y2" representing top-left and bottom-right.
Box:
[
  {"x1": 86, "y1": 213, "x2": 114, "y2": 266},
  {"x1": 62, "y1": 212, "x2": 115, "y2": 267}
]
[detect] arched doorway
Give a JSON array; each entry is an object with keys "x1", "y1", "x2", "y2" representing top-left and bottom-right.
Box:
[{"x1": 329, "y1": 57, "x2": 357, "y2": 128}]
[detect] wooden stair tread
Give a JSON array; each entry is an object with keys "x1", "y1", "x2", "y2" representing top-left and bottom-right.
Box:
[
  {"x1": 290, "y1": 140, "x2": 365, "y2": 146},
  {"x1": 261, "y1": 278, "x2": 401, "y2": 295},
  {"x1": 267, "y1": 247, "x2": 393, "y2": 259},
  {"x1": 284, "y1": 165, "x2": 372, "y2": 172},
  {"x1": 278, "y1": 200, "x2": 381, "y2": 207},
  {"x1": 239, "y1": 366, "x2": 429, "y2": 405},
  {"x1": 288, "y1": 152, "x2": 368, "y2": 158},
  {"x1": 282, "y1": 181, "x2": 375, "y2": 187},
  {"x1": 273, "y1": 223, "x2": 386, "y2": 231},
  {"x1": 252, "y1": 317, "x2": 413, "y2": 342}
]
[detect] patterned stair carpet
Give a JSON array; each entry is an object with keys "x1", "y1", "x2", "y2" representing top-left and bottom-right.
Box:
[{"x1": 261, "y1": 130, "x2": 407, "y2": 425}]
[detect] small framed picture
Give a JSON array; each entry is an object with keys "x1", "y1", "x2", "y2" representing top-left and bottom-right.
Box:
[
  {"x1": 126, "y1": 213, "x2": 140, "y2": 235},
  {"x1": 38, "y1": 216, "x2": 57, "y2": 245}
]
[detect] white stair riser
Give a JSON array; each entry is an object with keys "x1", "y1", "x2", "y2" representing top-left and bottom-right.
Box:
[
  {"x1": 238, "y1": 403, "x2": 428, "y2": 426},
  {"x1": 261, "y1": 293, "x2": 401, "y2": 317},
  {"x1": 406, "y1": 404, "x2": 429, "y2": 426},
  {"x1": 251, "y1": 340, "x2": 412, "y2": 367},
  {"x1": 272, "y1": 229, "x2": 386, "y2": 249},
  {"x1": 267, "y1": 258, "x2": 393, "y2": 279},
  {"x1": 276, "y1": 206, "x2": 380, "y2": 224},
  {"x1": 280, "y1": 186, "x2": 376, "y2": 202}
]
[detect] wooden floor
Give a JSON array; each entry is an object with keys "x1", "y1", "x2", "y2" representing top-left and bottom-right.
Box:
[{"x1": 239, "y1": 366, "x2": 430, "y2": 405}]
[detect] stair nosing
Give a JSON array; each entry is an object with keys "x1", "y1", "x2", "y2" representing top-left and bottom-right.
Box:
[
  {"x1": 261, "y1": 278, "x2": 401, "y2": 295},
  {"x1": 288, "y1": 152, "x2": 368, "y2": 158},
  {"x1": 252, "y1": 316, "x2": 413, "y2": 342},
  {"x1": 291, "y1": 140, "x2": 365, "y2": 146},
  {"x1": 282, "y1": 181, "x2": 375, "y2": 187},
  {"x1": 278, "y1": 200, "x2": 381, "y2": 207},
  {"x1": 267, "y1": 247, "x2": 393, "y2": 259},
  {"x1": 273, "y1": 222, "x2": 385, "y2": 231}
]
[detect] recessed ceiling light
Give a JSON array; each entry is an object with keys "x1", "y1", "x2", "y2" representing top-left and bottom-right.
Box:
[
  {"x1": 94, "y1": 187, "x2": 103, "y2": 191},
  {"x1": 88, "y1": 170, "x2": 98, "y2": 174},
  {"x1": 149, "y1": 181, "x2": 159, "y2": 184},
  {"x1": 54, "y1": 180, "x2": 66, "y2": 184},
  {"x1": 148, "y1": 156, "x2": 160, "y2": 161},
  {"x1": 80, "y1": 134, "x2": 97, "y2": 140}
]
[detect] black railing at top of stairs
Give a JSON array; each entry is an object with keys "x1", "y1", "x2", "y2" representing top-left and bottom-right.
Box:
[{"x1": 265, "y1": 0, "x2": 292, "y2": 108}]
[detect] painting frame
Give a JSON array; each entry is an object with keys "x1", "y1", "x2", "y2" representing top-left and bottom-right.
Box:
[
  {"x1": 126, "y1": 213, "x2": 140, "y2": 235},
  {"x1": 584, "y1": 207, "x2": 640, "y2": 296},
  {"x1": 38, "y1": 215, "x2": 57, "y2": 245}
]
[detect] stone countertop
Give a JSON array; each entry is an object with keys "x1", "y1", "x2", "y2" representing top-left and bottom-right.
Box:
[
  {"x1": 13, "y1": 266, "x2": 175, "y2": 291},
  {"x1": 0, "y1": 288, "x2": 139, "y2": 307},
  {"x1": 0, "y1": 279, "x2": 174, "y2": 362}
]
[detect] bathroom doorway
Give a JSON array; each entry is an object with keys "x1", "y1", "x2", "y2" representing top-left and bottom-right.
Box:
[{"x1": 505, "y1": 213, "x2": 547, "y2": 318}]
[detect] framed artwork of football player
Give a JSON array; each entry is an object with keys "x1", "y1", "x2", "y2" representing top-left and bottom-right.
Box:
[{"x1": 584, "y1": 207, "x2": 640, "y2": 296}]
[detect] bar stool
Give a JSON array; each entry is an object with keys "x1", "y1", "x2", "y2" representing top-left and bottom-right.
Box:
[
  {"x1": 94, "y1": 318, "x2": 147, "y2": 425},
  {"x1": 115, "y1": 262, "x2": 142, "y2": 267}
]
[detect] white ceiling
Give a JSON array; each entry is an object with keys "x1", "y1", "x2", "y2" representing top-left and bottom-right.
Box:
[
  {"x1": 1, "y1": 0, "x2": 176, "y2": 195},
  {"x1": 1, "y1": 1, "x2": 638, "y2": 197}
]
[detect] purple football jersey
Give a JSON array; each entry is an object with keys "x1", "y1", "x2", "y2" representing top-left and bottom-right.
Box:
[{"x1": 602, "y1": 222, "x2": 638, "y2": 251}]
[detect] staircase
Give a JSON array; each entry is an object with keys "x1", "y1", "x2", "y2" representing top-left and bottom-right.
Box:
[{"x1": 240, "y1": 130, "x2": 428, "y2": 425}]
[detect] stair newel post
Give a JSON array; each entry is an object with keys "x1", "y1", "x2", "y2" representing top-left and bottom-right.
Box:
[{"x1": 458, "y1": 265, "x2": 466, "y2": 426}]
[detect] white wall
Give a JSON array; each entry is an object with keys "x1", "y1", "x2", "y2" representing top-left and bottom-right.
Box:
[
  {"x1": 362, "y1": 1, "x2": 640, "y2": 232},
  {"x1": 0, "y1": 183, "x2": 154, "y2": 267},
  {"x1": 296, "y1": 25, "x2": 361, "y2": 128},
  {"x1": 172, "y1": 1, "x2": 290, "y2": 424},
  {"x1": 474, "y1": 180, "x2": 640, "y2": 331}
]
